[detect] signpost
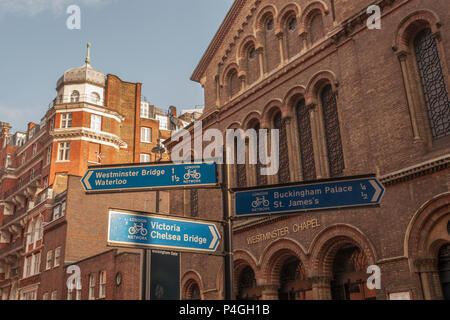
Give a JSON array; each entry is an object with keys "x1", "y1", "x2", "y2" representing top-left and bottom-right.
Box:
[
  {"x1": 234, "y1": 176, "x2": 385, "y2": 217},
  {"x1": 107, "y1": 209, "x2": 221, "y2": 253},
  {"x1": 81, "y1": 162, "x2": 217, "y2": 192}
]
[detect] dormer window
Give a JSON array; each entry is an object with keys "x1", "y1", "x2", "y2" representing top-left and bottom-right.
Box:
[{"x1": 70, "y1": 91, "x2": 80, "y2": 103}]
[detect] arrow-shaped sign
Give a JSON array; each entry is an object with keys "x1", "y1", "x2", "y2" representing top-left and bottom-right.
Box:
[
  {"x1": 81, "y1": 162, "x2": 217, "y2": 193},
  {"x1": 107, "y1": 210, "x2": 221, "y2": 253},
  {"x1": 234, "y1": 176, "x2": 385, "y2": 217}
]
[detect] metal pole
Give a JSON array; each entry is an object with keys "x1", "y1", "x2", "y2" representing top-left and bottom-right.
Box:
[
  {"x1": 222, "y1": 151, "x2": 235, "y2": 300},
  {"x1": 142, "y1": 190, "x2": 160, "y2": 300}
]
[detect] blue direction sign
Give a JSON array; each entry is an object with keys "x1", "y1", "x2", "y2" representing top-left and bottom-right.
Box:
[
  {"x1": 107, "y1": 210, "x2": 221, "y2": 253},
  {"x1": 81, "y1": 162, "x2": 217, "y2": 192},
  {"x1": 234, "y1": 176, "x2": 385, "y2": 217}
]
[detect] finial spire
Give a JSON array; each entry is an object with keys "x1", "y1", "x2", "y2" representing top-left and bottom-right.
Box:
[{"x1": 85, "y1": 42, "x2": 91, "y2": 64}]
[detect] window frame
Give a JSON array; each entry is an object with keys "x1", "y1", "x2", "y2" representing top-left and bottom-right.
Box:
[
  {"x1": 57, "y1": 142, "x2": 71, "y2": 162},
  {"x1": 90, "y1": 114, "x2": 102, "y2": 132},
  {"x1": 141, "y1": 127, "x2": 152, "y2": 143},
  {"x1": 60, "y1": 113, "x2": 73, "y2": 129}
]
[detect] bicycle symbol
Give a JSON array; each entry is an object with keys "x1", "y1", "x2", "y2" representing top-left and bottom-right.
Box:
[
  {"x1": 128, "y1": 223, "x2": 148, "y2": 236},
  {"x1": 184, "y1": 169, "x2": 201, "y2": 180},
  {"x1": 252, "y1": 196, "x2": 270, "y2": 208}
]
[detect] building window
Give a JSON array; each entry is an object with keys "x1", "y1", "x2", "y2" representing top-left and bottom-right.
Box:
[
  {"x1": 273, "y1": 112, "x2": 290, "y2": 184},
  {"x1": 33, "y1": 143, "x2": 37, "y2": 156},
  {"x1": 226, "y1": 69, "x2": 240, "y2": 98},
  {"x1": 61, "y1": 113, "x2": 72, "y2": 129},
  {"x1": 89, "y1": 274, "x2": 96, "y2": 300},
  {"x1": 54, "y1": 247, "x2": 61, "y2": 268},
  {"x1": 46, "y1": 147, "x2": 52, "y2": 165},
  {"x1": 266, "y1": 18, "x2": 274, "y2": 31},
  {"x1": 42, "y1": 293, "x2": 49, "y2": 300},
  {"x1": 53, "y1": 204, "x2": 61, "y2": 220},
  {"x1": 46, "y1": 250, "x2": 53, "y2": 270},
  {"x1": 288, "y1": 17, "x2": 297, "y2": 31},
  {"x1": 99, "y1": 271, "x2": 106, "y2": 299},
  {"x1": 321, "y1": 85, "x2": 344, "y2": 177},
  {"x1": 296, "y1": 99, "x2": 316, "y2": 181},
  {"x1": 76, "y1": 278, "x2": 82, "y2": 300},
  {"x1": 34, "y1": 252, "x2": 41, "y2": 275},
  {"x1": 70, "y1": 91, "x2": 80, "y2": 102},
  {"x1": 21, "y1": 154, "x2": 25, "y2": 166},
  {"x1": 414, "y1": 28, "x2": 450, "y2": 140},
  {"x1": 43, "y1": 176, "x2": 49, "y2": 188},
  {"x1": 91, "y1": 92, "x2": 101, "y2": 104},
  {"x1": 57, "y1": 142, "x2": 70, "y2": 161},
  {"x1": 5, "y1": 153, "x2": 11, "y2": 168},
  {"x1": 308, "y1": 13, "x2": 325, "y2": 45},
  {"x1": 51, "y1": 291, "x2": 57, "y2": 300},
  {"x1": 140, "y1": 154, "x2": 151, "y2": 163},
  {"x1": 141, "y1": 127, "x2": 152, "y2": 143},
  {"x1": 61, "y1": 201, "x2": 66, "y2": 217},
  {"x1": 24, "y1": 256, "x2": 32, "y2": 278},
  {"x1": 26, "y1": 220, "x2": 35, "y2": 248},
  {"x1": 90, "y1": 114, "x2": 102, "y2": 132},
  {"x1": 35, "y1": 217, "x2": 43, "y2": 243},
  {"x1": 141, "y1": 102, "x2": 150, "y2": 119}
]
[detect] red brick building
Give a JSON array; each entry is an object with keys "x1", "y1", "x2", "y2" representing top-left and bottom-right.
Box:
[
  {"x1": 165, "y1": 0, "x2": 450, "y2": 300},
  {"x1": 0, "y1": 46, "x2": 182, "y2": 300}
]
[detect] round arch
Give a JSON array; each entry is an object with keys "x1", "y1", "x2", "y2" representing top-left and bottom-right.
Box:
[{"x1": 308, "y1": 224, "x2": 378, "y2": 277}]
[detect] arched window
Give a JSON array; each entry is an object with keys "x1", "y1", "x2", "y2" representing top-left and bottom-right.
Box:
[
  {"x1": 296, "y1": 99, "x2": 316, "y2": 181},
  {"x1": 308, "y1": 13, "x2": 325, "y2": 45},
  {"x1": 34, "y1": 217, "x2": 42, "y2": 242},
  {"x1": 227, "y1": 69, "x2": 240, "y2": 98},
  {"x1": 263, "y1": 15, "x2": 281, "y2": 72},
  {"x1": 70, "y1": 91, "x2": 80, "y2": 102},
  {"x1": 321, "y1": 85, "x2": 344, "y2": 177},
  {"x1": 273, "y1": 112, "x2": 290, "y2": 184},
  {"x1": 234, "y1": 137, "x2": 247, "y2": 188},
  {"x1": 284, "y1": 15, "x2": 301, "y2": 59},
  {"x1": 413, "y1": 28, "x2": 450, "y2": 140},
  {"x1": 245, "y1": 44, "x2": 260, "y2": 85},
  {"x1": 253, "y1": 123, "x2": 267, "y2": 186},
  {"x1": 27, "y1": 220, "x2": 35, "y2": 249},
  {"x1": 91, "y1": 92, "x2": 101, "y2": 104}
]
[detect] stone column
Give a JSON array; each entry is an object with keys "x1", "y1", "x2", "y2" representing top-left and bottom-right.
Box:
[
  {"x1": 260, "y1": 284, "x2": 279, "y2": 300},
  {"x1": 311, "y1": 275, "x2": 332, "y2": 300},
  {"x1": 415, "y1": 258, "x2": 444, "y2": 300}
]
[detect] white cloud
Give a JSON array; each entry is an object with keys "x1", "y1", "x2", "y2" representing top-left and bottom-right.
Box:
[{"x1": 0, "y1": 0, "x2": 115, "y2": 17}]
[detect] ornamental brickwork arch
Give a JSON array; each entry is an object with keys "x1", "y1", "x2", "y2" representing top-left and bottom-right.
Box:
[
  {"x1": 181, "y1": 270, "x2": 204, "y2": 300},
  {"x1": 405, "y1": 192, "x2": 450, "y2": 300},
  {"x1": 259, "y1": 238, "x2": 309, "y2": 286},
  {"x1": 308, "y1": 224, "x2": 378, "y2": 277}
]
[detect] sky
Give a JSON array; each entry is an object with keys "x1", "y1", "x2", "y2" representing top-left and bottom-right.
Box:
[{"x1": 0, "y1": 0, "x2": 234, "y2": 132}]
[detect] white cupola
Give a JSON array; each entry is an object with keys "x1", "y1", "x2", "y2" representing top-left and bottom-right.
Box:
[{"x1": 55, "y1": 43, "x2": 106, "y2": 106}]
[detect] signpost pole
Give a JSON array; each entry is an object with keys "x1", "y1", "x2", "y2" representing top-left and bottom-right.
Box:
[
  {"x1": 222, "y1": 151, "x2": 234, "y2": 300},
  {"x1": 141, "y1": 190, "x2": 160, "y2": 301}
]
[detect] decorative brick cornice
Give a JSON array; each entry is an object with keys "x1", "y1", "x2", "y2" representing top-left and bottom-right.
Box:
[
  {"x1": 380, "y1": 154, "x2": 450, "y2": 186},
  {"x1": 50, "y1": 128, "x2": 128, "y2": 149}
]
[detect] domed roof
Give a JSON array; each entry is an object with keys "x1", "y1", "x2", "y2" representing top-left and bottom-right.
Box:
[
  {"x1": 57, "y1": 63, "x2": 105, "y2": 89},
  {"x1": 56, "y1": 43, "x2": 105, "y2": 89}
]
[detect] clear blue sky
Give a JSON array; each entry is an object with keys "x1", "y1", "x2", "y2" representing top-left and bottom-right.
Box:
[{"x1": 0, "y1": 0, "x2": 234, "y2": 132}]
